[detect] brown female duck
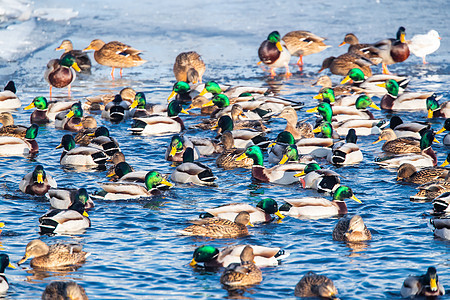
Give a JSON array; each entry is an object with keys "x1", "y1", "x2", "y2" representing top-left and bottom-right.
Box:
[
  {"x1": 56, "y1": 39, "x2": 92, "y2": 74},
  {"x1": 220, "y1": 245, "x2": 263, "y2": 287},
  {"x1": 281, "y1": 30, "x2": 330, "y2": 67},
  {"x1": 173, "y1": 51, "x2": 205, "y2": 83}
]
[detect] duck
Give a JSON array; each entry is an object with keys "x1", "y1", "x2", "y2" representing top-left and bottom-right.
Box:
[
  {"x1": 173, "y1": 51, "x2": 205, "y2": 83},
  {"x1": 56, "y1": 134, "x2": 108, "y2": 167},
  {"x1": 332, "y1": 215, "x2": 372, "y2": 242},
  {"x1": 274, "y1": 107, "x2": 306, "y2": 139},
  {"x1": 84, "y1": 87, "x2": 136, "y2": 111},
  {"x1": 39, "y1": 191, "x2": 91, "y2": 235},
  {"x1": 401, "y1": 267, "x2": 445, "y2": 298},
  {"x1": 19, "y1": 165, "x2": 57, "y2": 196},
  {"x1": 198, "y1": 80, "x2": 270, "y2": 99},
  {"x1": 396, "y1": 162, "x2": 449, "y2": 184},
  {"x1": 389, "y1": 115, "x2": 430, "y2": 139},
  {"x1": 257, "y1": 31, "x2": 291, "y2": 77},
  {"x1": 106, "y1": 162, "x2": 144, "y2": 183},
  {"x1": 97, "y1": 171, "x2": 173, "y2": 200},
  {"x1": 216, "y1": 131, "x2": 253, "y2": 170},
  {"x1": 106, "y1": 151, "x2": 127, "y2": 178},
  {"x1": 47, "y1": 188, "x2": 94, "y2": 210},
  {"x1": 216, "y1": 115, "x2": 269, "y2": 150},
  {"x1": 432, "y1": 192, "x2": 450, "y2": 215},
  {"x1": 24, "y1": 96, "x2": 76, "y2": 124},
  {"x1": 281, "y1": 30, "x2": 330, "y2": 67},
  {"x1": 312, "y1": 75, "x2": 353, "y2": 97},
  {"x1": 220, "y1": 245, "x2": 262, "y2": 287},
  {"x1": 102, "y1": 94, "x2": 131, "y2": 124},
  {"x1": 73, "y1": 116, "x2": 98, "y2": 145},
  {"x1": 171, "y1": 148, "x2": 217, "y2": 186},
  {"x1": 295, "y1": 162, "x2": 341, "y2": 193},
  {"x1": 0, "y1": 81, "x2": 21, "y2": 109},
  {"x1": 167, "y1": 81, "x2": 201, "y2": 102},
  {"x1": 374, "y1": 129, "x2": 438, "y2": 168},
  {"x1": 279, "y1": 185, "x2": 361, "y2": 218},
  {"x1": 86, "y1": 126, "x2": 120, "y2": 157},
  {"x1": 436, "y1": 118, "x2": 450, "y2": 146},
  {"x1": 130, "y1": 100, "x2": 188, "y2": 135},
  {"x1": 426, "y1": 93, "x2": 449, "y2": 118},
  {"x1": 407, "y1": 30, "x2": 441, "y2": 64},
  {"x1": 372, "y1": 128, "x2": 421, "y2": 154},
  {"x1": 294, "y1": 271, "x2": 338, "y2": 299},
  {"x1": 180, "y1": 211, "x2": 252, "y2": 239},
  {"x1": 277, "y1": 144, "x2": 316, "y2": 166},
  {"x1": 0, "y1": 254, "x2": 15, "y2": 294},
  {"x1": 165, "y1": 134, "x2": 200, "y2": 163},
  {"x1": 268, "y1": 131, "x2": 296, "y2": 164},
  {"x1": 236, "y1": 145, "x2": 305, "y2": 185},
  {"x1": 200, "y1": 198, "x2": 284, "y2": 224},
  {"x1": 83, "y1": 39, "x2": 147, "y2": 79},
  {"x1": 0, "y1": 124, "x2": 39, "y2": 156},
  {"x1": 17, "y1": 239, "x2": 89, "y2": 269},
  {"x1": 42, "y1": 281, "x2": 89, "y2": 300},
  {"x1": 44, "y1": 54, "x2": 81, "y2": 97},
  {"x1": 129, "y1": 92, "x2": 166, "y2": 118},
  {"x1": 339, "y1": 33, "x2": 380, "y2": 60},
  {"x1": 190, "y1": 244, "x2": 289, "y2": 268},
  {"x1": 327, "y1": 129, "x2": 363, "y2": 166},
  {"x1": 378, "y1": 79, "x2": 433, "y2": 110},
  {"x1": 0, "y1": 112, "x2": 28, "y2": 137},
  {"x1": 55, "y1": 102, "x2": 84, "y2": 132},
  {"x1": 431, "y1": 218, "x2": 450, "y2": 240},
  {"x1": 318, "y1": 53, "x2": 375, "y2": 77},
  {"x1": 313, "y1": 87, "x2": 359, "y2": 107},
  {"x1": 311, "y1": 121, "x2": 340, "y2": 139},
  {"x1": 410, "y1": 180, "x2": 450, "y2": 202},
  {"x1": 56, "y1": 39, "x2": 92, "y2": 74}
]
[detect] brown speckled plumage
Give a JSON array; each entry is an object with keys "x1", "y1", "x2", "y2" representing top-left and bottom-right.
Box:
[
  {"x1": 42, "y1": 281, "x2": 89, "y2": 300},
  {"x1": 220, "y1": 246, "x2": 262, "y2": 287},
  {"x1": 397, "y1": 163, "x2": 449, "y2": 184},
  {"x1": 294, "y1": 271, "x2": 338, "y2": 298},
  {"x1": 332, "y1": 215, "x2": 372, "y2": 242},
  {"x1": 173, "y1": 51, "x2": 205, "y2": 83}
]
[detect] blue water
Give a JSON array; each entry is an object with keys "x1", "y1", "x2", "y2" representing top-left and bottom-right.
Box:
[{"x1": 0, "y1": 0, "x2": 449, "y2": 299}]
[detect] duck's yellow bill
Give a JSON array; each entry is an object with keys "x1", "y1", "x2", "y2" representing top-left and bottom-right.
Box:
[
  {"x1": 312, "y1": 127, "x2": 322, "y2": 133},
  {"x1": 65, "y1": 110, "x2": 75, "y2": 118},
  {"x1": 434, "y1": 138, "x2": 440, "y2": 143},
  {"x1": 340, "y1": 75, "x2": 352, "y2": 85},
  {"x1": 107, "y1": 171, "x2": 116, "y2": 178},
  {"x1": 167, "y1": 91, "x2": 177, "y2": 101},
  {"x1": 83, "y1": 211, "x2": 89, "y2": 217},
  {"x1": 351, "y1": 195, "x2": 362, "y2": 204},
  {"x1": 377, "y1": 83, "x2": 386, "y2": 88},
  {"x1": 275, "y1": 210, "x2": 285, "y2": 219},
  {"x1": 8, "y1": 262, "x2": 15, "y2": 269},
  {"x1": 55, "y1": 143, "x2": 63, "y2": 149},
  {"x1": 189, "y1": 258, "x2": 197, "y2": 267},
  {"x1": 169, "y1": 146, "x2": 177, "y2": 157},
  {"x1": 161, "y1": 178, "x2": 173, "y2": 187},
  {"x1": 339, "y1": 41, "x2": 346, "y2": 47},
  {"x1": 268, "y1": 142, "x2": 276, "y2": 148},
  {"x1": 279, "y1": 155, "x2": 289, "y2": 165},
  {"x1": 198, "y1": 88, "x2": 208, "y2": 97},
  {"x1": 130, "y1": 100, "x2": 138, "y2": 109},
  {"x1": 427, "y1": 109, "x2": 434, "y2": 119},
  {"x1": 24, "y1": 102, "x2": 35, "y2": 110},
  {"x1": 441, "y1": 160, "x2": 449, "y2": 167},
  {"x1": 72, "y1": 62, "x2": 81, "y2": 72},
  {"x1": 372, "y1": 137, "x2": 382, "y2": 144},
  {"x1": 181, "y1": 108, "x2": 189, "y2": 115},
  {"x1": 37, "y1": 173, "x2": 44, "y2": 184},
  {"x1": 201, "y1": 100, "x2": 214, "y2": 108},
  {"x1": 83, "y1": 45, "x2": 93, "y2": 51},
  {"x1": 235, "y1": 153, "x2": 247, "y2": 161},
  {"x1": 17, "y1": 254, "x2": 30, "y2": 265},
  {"x1": 436, "y1": 127, "x2": 446, "y2": 135},
  {"x1": 0, "y1": 223, "x2": 4, "y2": 228},
  {"x1": 313, "y1": 94, "x2": 323, "y2": 100},
  {"x1": 294, "y1": 171, "x2": 305, "y2": 177},
  {"x1": 369, "y1": 102, "x2": 381, "y2": 110},
  {"x1": 275, "y1": 41, "x2": 283, "y2": 52},
  {"x1": 306, "y1": 107, "x2": 318, "y2": 113},
  {"x1": 430, "y1": 278, "x2": 438, "y2": 292},
  {"x1": 247, "y1": 221, "x2": 254, "y2": 227}
]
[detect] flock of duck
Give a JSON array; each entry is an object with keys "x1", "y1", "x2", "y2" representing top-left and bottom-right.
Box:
[{"x1": 0, "y1": 25, "x2": 446, "y2": 299}]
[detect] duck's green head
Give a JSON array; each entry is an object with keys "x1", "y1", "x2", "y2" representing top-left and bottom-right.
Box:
[
  {"x1": 25, "y1": 96, "x2": 48, "y2": 110},
  {"x1": 168, "y1": 81, "x2": 190, "y2": 101},
  {"x1": 279, "y1": 144, "x2": 299, "y2": 164},
  {"x1": 236, "y1": 145, "x2": 263, "y2": 165},
  {"x1": 130, "y1": 92, "x2": 146, "y2": 109},
  {"x1": 314, "y1": 88, "x2": 335, "y2": 104},
  {"x1": 0, "y1": 254, "x2": 15, "y2": 273},
  {"x1": 190, "y1": 245, "x2": 219, "y2": 266},
  {"x1": 199, "y1": 81, "x2": 221, "y2": 96},
  {"x1": 56, "y1": 134, "x2": 76, "y2": 151},
  {"x1": 379, "y1": 79, "x2": 399, "y2": 97},
  {"x1": 345, "y1": 128, "x2": 358, "y2": 144},
  {"x1": 76, "y1": 188, "x2": 89, "y2": 205},
  {"x1": 436, "y1": 118, "x2": 450, "y2": 135},
  {"x1": 426, "y1": 94, "x2": 439, "y2": 118},
  {"x1": 109, "y1": 162, "x2": 133, "y2": 178},
  {"x1": 294, "y1": 162, "x2": 321, "y2": 177},
  {"x1": 341, "y1": 68, "x2": 366, "y2": 84},
  {"x1": 420, "y1": 129, "x2": 437, "y2": 150},
  {"x1": 332, "y1": 185, "x2": 361, "y2": 203},
  {"x1": 169, "y1": 134, "x2": 184, "y2": 156},
  {"x1": 66, "y1": 102, "x2": 83, "y2": 119},
  {"x1": 267, "y1": 31, "x2": 283, "y2": 52},
  {"x1": 256, "y1": 198, "x2": 285, "y2": 219},
  {"x1": 307, "y1": 102, "x2": 333, "y2": 122},
  {"x1": 59, "y1": 54, "x2": 81, "y2": 72},
  {"x1": 32, "y1": 165, "x2": 46, "y2": 184},
  {"x1": 355, "y1": 95, "x2": 380, "y2": 110},
  {"x1": 167, "y1": 100, "x2": 188, "y2": 117},
  {"x1": 312, "y1": 121, "x2": 333, "y2": 138},
  {"x1": 182, "y1": 147, "x2": 195, "y2": 163},
  {"x1": 145, "y1": 171, "x2": 172, "y2": 190},
  {"x1": 25, "y1": 124, "x2": 39, "y2": 139},
  {"x1": 217, "y1": 115, "x2": 234, "y2": 132},
  {"x1": 212, "y1": 94, "x2": 230, "y2": 108},
  {"x1": 273, "y1": 131, "x2": 295, "y2": 146},
  {"x1": 396, "y1": 26, "x2": 406, "y2": 43}
]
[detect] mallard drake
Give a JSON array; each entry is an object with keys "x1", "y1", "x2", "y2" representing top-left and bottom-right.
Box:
[
  {"x1": 396, "y1": 162, "x2": 449, "y2": 184},
  {"x1": 432, "y1": 192, "x2": 450, "y2": 214},
  {"x1": 198, "y1": 80, "x2": 269, "y2": 99},
  {"x1": 0, "y1": 112, "x2": 28, "y2": 137},
  {"x1": 165, "y1": 134, "x2": 200, "y2": 163},
  {"x1": 47, "y1": 188, "x2": 94, "y2": 210},
  {"x1": 365, "y1": 26, "x2": 410, "y2": 74},
  {"x1": 44, "y1": 54, "x2": 81, "y2": 97},
  {"x1": 426, "y1": 93, "x2": 449, "y2": 118},
  {"x1": 268, "y1": 131, "x2": 296, "y2": 164},
  {"x1": 190, "y1": 244, "x2": 289, "y2": 268},
  {"x1": 171, "y1": 148, "x2": 217, "y2": 186},
  {"x1": 39, "y1": 192, "x2": 91, "y2": 235},
  {"x1": 19, "y1": 165, "x2": 57, "y2": 196},
  {"x1": 311, "y1": 121, "x2": 340, "y2": 139},
  {"x1": 294, "y1": 271, "x2": 338, "y2": 299},
  {"x1": 318, "y1": 53, "x2": 375, "y2": 77},
  {"x1": 129, "y1": 92, "x2": 165, "y2": 118},
  {"x1": 378, "y1": 79, "x2": 433, "y2": 110},
  {"x1": 0, "y1": 124, "x2": 39, "y2": 156},
  {"x1": 401, "y1": 267, "x2": 445, "y2": 298},
  {"x1": 277, "y1": 144, "x2": 316, "y2": 166},
  {"x1": 216, "y1": 115, "x2": 269, "y2": 150},
  {"x1": 313, "y1": 87, "x2": 359, "y2": 107},
  {"x1": 42, "y1": 281, "x2": 88, "y2": 300},
  {"x1": 83, "y1": 39, "x2": 147, "y2": 79},
  {"x1": 258, "y1": 31, "x2": 291, "y2": 77},
  {"x1": 0, "y1": 254, "x2": 15, "y2": 294},
  {"x1": 220, "y1": 245, "x2": 262, "y2": 287},
  {"x1": 332, "y1": 215, "x2": 372, "y2": 242},
  {"x1": 18, "y1": 239, "x2": 89, "y2": 269},
  {"x1": 389, "y1": 115, "x2": 430, "y2": 139},
  {"x1": 130, "y1": 100, "x2": 188, "y2": 135},
  {"x1": 281, "y1": 30, "x2": 330, "y2": 67},
  {"x1": 74, "y1": 116, "x2": 98, "y2": 145},
  {"x1": 56, "y1": 39, "x2": 92, "y2": 74},
  {"x1": 312, "y1": 75, "x2": 353, "y2": 97},
  {"x1": 56, "y1": 134, "x2": 108, "y2": 167},
  {"x1": 106, "y1": 162, "x2": 144, "y2": 183},
  {"x1": 167, "y1": 81, "x2": 202, "y2": 102},
  {"x1": 372, "y1": 128, "x2": 421, "y2": 154},
  {"x1": 279, "y1": 185, "x2": 361, "y2": 218},
  {"x1": 106, "y1": 151, "x2": 127, "y2": 178},
  {"x1": 180, "y1": 211, "x2": 252, "y2": 238},
  {"x1": 200, "y1": 198, "x2": 284, "y2": 224},
  {"x1": 173, "y1": 51, "x2": 205, "y2": 83},
  {"x1": 216, "y1": 131, "x2": 253, "y2": 170},
  {"x1": 436, "y1": 118, "x2": 450, "y2": 146},
  {"x1": 0, "y1": 81, "x2": 21, "y2": 109},
  {"x1": 295, "y1": 162, "x2": 341, "y2": 193},
  {"x1": 24, "y1": 96, "x2": 76, "y2": 124},
  {"x1": 97, "y1": 171, "x2": 172, "y2": 200},
  {"x1": 431, "y1": 218, "x2": 450, "y2": 240},
  {"x1": 55, "y1": 102, "x2": 84, "y2": 132},
  {"x1": 101, "y1": 94, "x2": 131, "y2": 124},
  {"x1": 236, "y1": 145, "x2": 304, "y2": 185},
  {"x1": 407, "y1": 30, "x2": 440, "y2": 64},
  {"x1": 85, "y1": 126, "x2": 120, "y2": 157},
  {"x1": 327, "y1": 129, "x2": 363, "y2": 165}
]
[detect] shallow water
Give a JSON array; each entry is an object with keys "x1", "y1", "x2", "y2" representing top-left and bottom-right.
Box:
[{"x1": 0, "y1": 0, "x2": 449, "y2": 299}]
